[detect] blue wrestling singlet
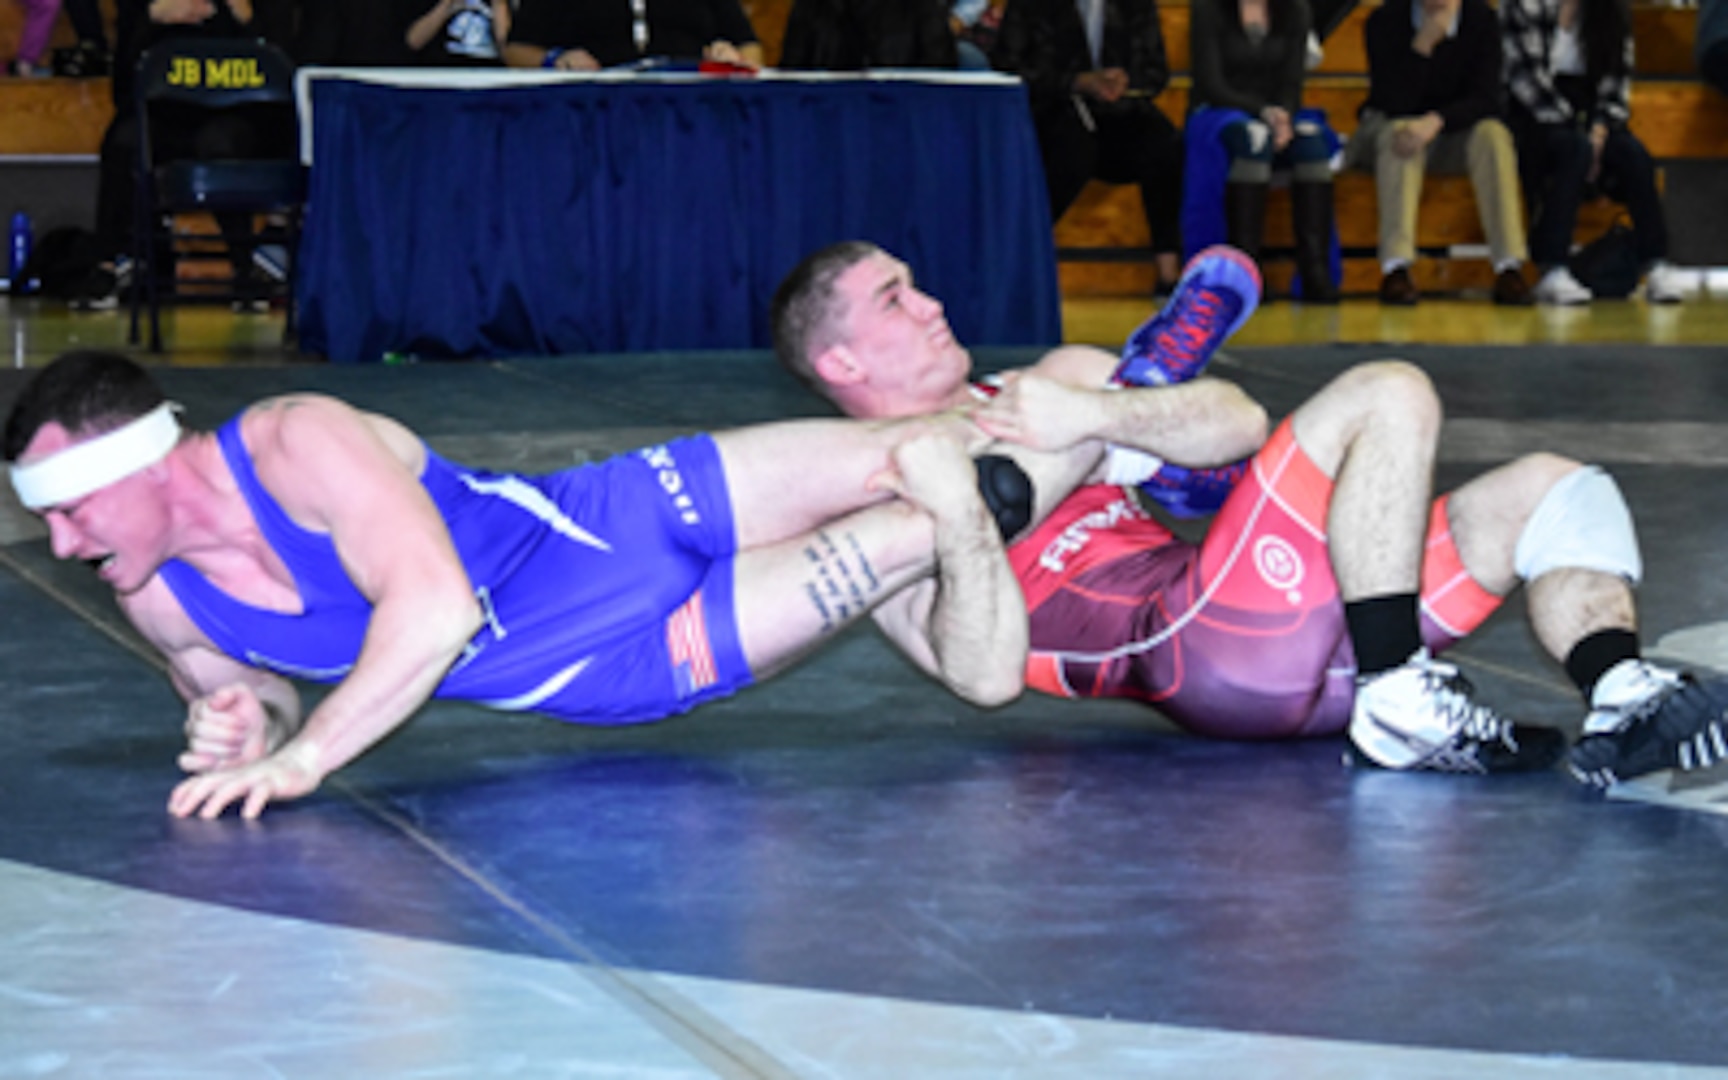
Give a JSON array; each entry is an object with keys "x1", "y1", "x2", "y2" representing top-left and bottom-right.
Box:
[{"x1": 157, "y1": 418, "x2": 756, "y2": 724}]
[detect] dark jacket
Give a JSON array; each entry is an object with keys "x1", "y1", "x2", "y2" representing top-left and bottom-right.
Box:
[
  {"x1": 509, "y1": 0, "x2": 758, "y2": 68},
  {"x1": 1361, "y1": 0, "x2": 1505, "y2": 131},
  {"x1": 779, "y1": 0, "x2": 958, "y2": 69},
  {"x1": 1189, "y1": 0, "x2": 1310, "y2": 116},
  {"x1": 992, "y1": 0, "x2": 1171, "y2": 117}
]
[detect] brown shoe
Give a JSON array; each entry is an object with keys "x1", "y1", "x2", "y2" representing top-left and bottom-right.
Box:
[
  {"x1": 1492, "y1": 266, "x2": 1533, "y2": 306},
  {"x1": 1379, "y1": 266, "x2": 1419, "y2": 306}
]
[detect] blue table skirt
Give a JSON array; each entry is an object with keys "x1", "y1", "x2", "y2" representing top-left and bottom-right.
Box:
[{"x1": 296, "y1": 76, "x2": 1062, "y2": 362}]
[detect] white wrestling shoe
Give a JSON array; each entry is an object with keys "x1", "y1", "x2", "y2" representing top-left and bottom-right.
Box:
[{"x1": 1347, "y1": 649, "x2": 1567, "y2": 773}]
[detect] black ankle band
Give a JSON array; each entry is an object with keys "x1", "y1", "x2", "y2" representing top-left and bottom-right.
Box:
[
  {"x1": 1565, "y1": 629, "x2": 1642, "y2": 698},
  {"x1": 1345, "y1": 593, "x2": 1422, "y2": 677}
]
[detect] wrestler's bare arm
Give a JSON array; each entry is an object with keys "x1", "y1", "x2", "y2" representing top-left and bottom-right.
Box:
[
  {"x1": 868, "y1": 432, "x2": 1027, "y2": 708},
  {"x1": 119, "y1": 575, "x2": 305, "y2": 774},
  {"x1": 976, "y1": 345, "x2": 1268, "y2": 468},
  {"x1": 168, "y1": 397, "x2": 483, "y2": 820}
]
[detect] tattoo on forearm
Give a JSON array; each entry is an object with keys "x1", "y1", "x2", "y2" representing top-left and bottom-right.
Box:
[{"x1": 800, "y1": 529, "x2": 882, "y2": 632}]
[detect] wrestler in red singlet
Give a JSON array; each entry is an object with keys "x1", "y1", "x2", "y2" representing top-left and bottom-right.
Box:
[{"x1": 1007, "y1": 419, "x2": 1505, "y2": 739}]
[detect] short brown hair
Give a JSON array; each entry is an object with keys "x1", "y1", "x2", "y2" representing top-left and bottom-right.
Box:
[
  {"x1": 769, "y1": 241, "x2": 881, "y2": 388},
  {"x1": 3, "y1": 351, "x2": 167, "y2": 463}
]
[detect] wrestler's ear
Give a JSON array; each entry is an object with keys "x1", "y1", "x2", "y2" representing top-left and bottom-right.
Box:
[{"x1": 812, "y1": 342, "x2": 867, "y2": 389}]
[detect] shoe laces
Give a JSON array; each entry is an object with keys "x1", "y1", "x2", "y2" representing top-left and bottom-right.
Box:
[
  {"x1": 1420, "y1": 658, "x2": 1516, "y2": 748},
  {"x1": 1158, "y1": 285, "x2": 1232, "y2": 359}
]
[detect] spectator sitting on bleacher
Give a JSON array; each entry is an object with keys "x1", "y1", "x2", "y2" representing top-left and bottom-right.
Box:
[
  {"x1": 404, "y1": 0, "x2": 512, "y2": 66},
  {"x1": 1701, "y1": 0, "x2": 1728, "y2": 99},
  {"x1": 993, "y1": 0, "x2": 1186, "y2": 293},
  {"x1": 502, "y1": 0, "x2": 762, "y2": 71},
  {"x1": 1185, "y1": 0, "x2": 1338, "y2": 302},
  {"x1": 1345, "y1": 0, "x2": 1532, "y2": 306},
  {"x1": 1503, "y1": 0, "x2": 1682, "y2": 304},
  {"x1": 71, "y1": 0, "x2": 299, "y2": 313},
  {"x1": 778, "y1": 0, "x2": 958, "y2": 69}
]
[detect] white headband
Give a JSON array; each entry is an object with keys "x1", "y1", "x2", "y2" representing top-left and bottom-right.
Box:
[{"x1": 9, "y1": 402, "x2": 183, "y2": 510}]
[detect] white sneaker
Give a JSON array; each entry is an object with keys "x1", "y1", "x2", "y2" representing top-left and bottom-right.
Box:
[
  {"x1": 1347, "y1": 649, "x2": 1566, "y2": 773},
  {"x1": 1533, "y1": 266, "x2": 1593, "y2": 305},
  {"x1": 1643, "y1": 261, "x2": 1684, "y2": 304}
]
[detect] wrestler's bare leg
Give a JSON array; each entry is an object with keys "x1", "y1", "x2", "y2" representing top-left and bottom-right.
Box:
[
  {"x1": 1288, "y1": 360, "x2": 1441, "y2": 600},
  {"x1": 730, "y1": 430, "x2": 1027, "y2": 705},
  {"x1": 711, "y1": 414, "x2": 1101, "y2": 551},
  {"x1": 1444, "y1": 451, "x2": 1639, "y2": 659}
]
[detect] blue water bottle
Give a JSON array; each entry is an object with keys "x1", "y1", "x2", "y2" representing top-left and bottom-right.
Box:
[{"x1": 8, "y1": 210, "x2": 32, "y2": 296}]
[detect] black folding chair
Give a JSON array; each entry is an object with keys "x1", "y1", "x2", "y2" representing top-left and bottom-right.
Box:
[{"x1": 129, "y1": 38, "x2": 305, "y2": 352}]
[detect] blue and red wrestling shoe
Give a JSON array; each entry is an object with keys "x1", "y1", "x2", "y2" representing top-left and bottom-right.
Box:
[
  {"x1": 1111, "y1": 245, "x2": 1261, "y2": 388},
  {"x1": 1110, "y1": 246, "x2": 1260, "y2": 518},
  {"x1": 1140, "y1": 459, "x2": 1251, "y2": 519}
]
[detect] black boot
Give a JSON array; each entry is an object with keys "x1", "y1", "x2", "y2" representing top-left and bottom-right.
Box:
[
  {"x1": 1292, "y1": 180, "x2": 1340, "y2": 304},
  {"x1": 1223, "y1": 181, "x2": 1267, "y2": 270}
]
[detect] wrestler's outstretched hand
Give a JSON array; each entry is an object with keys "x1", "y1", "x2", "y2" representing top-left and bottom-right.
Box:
[
  {"x1": 970, "y1": 370, "x2": 1103, "y2": 453},
  {"x1": 178, "y1": 684, "x2": 272, "y2": 774},
  {"x1": 168, "y1": 744, "x2": 321, "y2": 820}
]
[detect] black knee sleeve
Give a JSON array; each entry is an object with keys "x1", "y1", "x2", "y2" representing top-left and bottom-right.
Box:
[{"x1": 975, "y1": 454, "x2": 1034, "y2": 540}]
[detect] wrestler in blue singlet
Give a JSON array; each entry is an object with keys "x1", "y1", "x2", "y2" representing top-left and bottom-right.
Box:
[{"x1": 158, "y1": 418, "x2": 756, "y2": 724}]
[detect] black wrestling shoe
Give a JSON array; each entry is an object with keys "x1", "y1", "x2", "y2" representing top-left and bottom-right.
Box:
[{"x1": 1569, "y1": 663, "x2": 1728, "y2": 788}]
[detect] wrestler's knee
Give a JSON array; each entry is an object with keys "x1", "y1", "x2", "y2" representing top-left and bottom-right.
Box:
[
  {"x1": 1510, "y1": 451, "x2": 1585, "y2": 492},
  {"x1": 1311, "y1": 360, "x2": 1441, "y2": 440}
]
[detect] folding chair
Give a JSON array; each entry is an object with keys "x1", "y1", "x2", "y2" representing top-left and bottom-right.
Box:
[{"x1": 129, "y1": 38, "x2": 305, "y2": 353}]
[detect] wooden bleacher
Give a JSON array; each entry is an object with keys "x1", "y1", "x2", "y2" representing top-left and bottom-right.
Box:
[
  {"x1": 1059, "y1": 1, "x2": 1728, "y2": 296},
  {"x1": 0, "y1": 1, "x2": 112, "y2": 154},
  {"x1": 6, "y1": 0, "x2": 1722, "y2": 297}
]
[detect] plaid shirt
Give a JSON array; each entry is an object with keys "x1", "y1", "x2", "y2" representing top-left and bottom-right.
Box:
[{"x1": 1500, "y1": 0, "x2": 1632, "y2": 127}]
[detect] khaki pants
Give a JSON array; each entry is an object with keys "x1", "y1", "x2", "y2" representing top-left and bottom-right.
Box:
[{"x1": 1346, "y1": 110, "x2": 1529, "y2": 268}]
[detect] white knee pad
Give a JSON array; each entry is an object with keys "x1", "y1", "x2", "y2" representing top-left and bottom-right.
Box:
[{"x1": 1513, "y1": 465, "x2": 1642, "y2": 585}]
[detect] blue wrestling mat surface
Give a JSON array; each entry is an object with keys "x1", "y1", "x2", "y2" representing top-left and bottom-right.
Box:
[{"x1": 4, "y1": 346, "x2": 1728, "y2": 1076}]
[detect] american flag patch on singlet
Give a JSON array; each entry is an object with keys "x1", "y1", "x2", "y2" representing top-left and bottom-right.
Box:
[{"x1": 666, "y1": 590, "x2": 719, "y2": 696}]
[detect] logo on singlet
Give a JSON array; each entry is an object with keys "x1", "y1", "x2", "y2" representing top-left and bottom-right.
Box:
[
  {"x1": 1253, "y1": 535, "x2": 1305, "y2": 601},
  {"x1": 641, "y1": 444, "x2": 702, "y2": 526},
  {"x1": 969, "y1": 377, "x2": 1003, "y2": 400},
  {"x1": 1039, "y1": 496, "x2": 1142, "y2": 573}
]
